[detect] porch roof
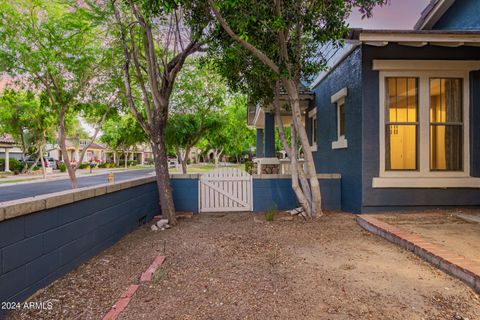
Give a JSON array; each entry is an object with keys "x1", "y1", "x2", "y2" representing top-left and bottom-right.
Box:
[{"x1": 247, "y1": 90, "x2": 314, "y2": 129}]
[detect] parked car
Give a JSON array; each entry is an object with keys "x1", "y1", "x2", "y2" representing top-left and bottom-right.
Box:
[
  {"x1": 22, "y1": 156, "x2": 57, "y2": 169},
  {"x1": 167, "y1": 157, "x2": 178, "y2": 168}
]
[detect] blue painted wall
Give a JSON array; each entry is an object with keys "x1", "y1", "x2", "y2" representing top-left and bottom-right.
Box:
[
  {"x1": 0, "y1": 183, "x2": 159, "y2": 310},
  {"x1": 171, "y1": 178, "x2": 199, "y2": 213},
  {"x1": 361, "y1": 44, "x2": 480, "y2": 212},
  {"x1": 264, "y1": 113, "x2": 276, "y2": 157},
  {"x1": 310, "y1": 47, "x2": 364, "y2": 212},
  {"x1": 433, "y1": 0, "x2": 480, "y2": 30},
  {"x1": 252, "y1": 178, "x2": 341, "y2": 211},
  {"x1": 256, "y1": 129, "x2": 264, "y2": 157}
]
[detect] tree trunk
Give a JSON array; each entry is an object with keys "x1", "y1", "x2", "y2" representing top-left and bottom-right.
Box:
[
  {"x1": 283, "y1": 79, "x2": 322, "y2": 217},
  {"x1": 39, "y1": 144, "x2": 47, "y2": 180},
  {"x1": 151, "y1": 137, "x2": 177, "y2": 225},
  {"x1": 58, "y1": 111, "x2": 78, "y2": 189},
  {"x1": 274, "y1": 84, "x2": 312, "y2": 216},
  {"x1": 124, "y1": 151, "x2": 128, "y2": 168},
  {"x1": 181, "y1": 146, "x2": 191, "y2": 174}
]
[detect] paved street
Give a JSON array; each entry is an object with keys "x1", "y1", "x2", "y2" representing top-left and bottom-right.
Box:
[{"x1": 0, "y1": 169, "x2": 155, "y2": 202}]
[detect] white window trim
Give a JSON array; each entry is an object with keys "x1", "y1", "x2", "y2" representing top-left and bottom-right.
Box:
[
  {"x1": 331, "y1": 88, "x2": 348, "y2": 150},
  {"x1": 375, "y1": 61, "x2": 476, "y2": 188},
  {"x1": 308, "y1": 107, "x2": 318, "y2": 152}
]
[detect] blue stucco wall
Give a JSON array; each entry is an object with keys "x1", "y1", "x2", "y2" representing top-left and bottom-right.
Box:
[
  {"x1": 361, "y1": 44, "x2": 480, "y2": 212},
  {"x1": 433, "y1": 0, "x2": 480, "y2": 30},
  {"x1": 0, "y1": 183, "x2": 159, "y2": 309},
  {"x1": 310, "y1": 47, "x2": 363, "y2": 212},
  {"x1": 171, "y1": 178, "x2": 199, "y2": 213},
  {"x1": 252, "y1": 177, "x2": 341, "y2": 211}
]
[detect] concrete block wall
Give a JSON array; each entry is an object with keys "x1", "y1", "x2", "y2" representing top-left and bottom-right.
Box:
[
  {"x1": 252, "y1": 174, "x2": 342, "y2": 212},
  {"x1": 0, "y1": 177, "x2": 160, "y2": 310},
  {"x1": 171, "y1": 173, "x2": 342, "y2": 213}
]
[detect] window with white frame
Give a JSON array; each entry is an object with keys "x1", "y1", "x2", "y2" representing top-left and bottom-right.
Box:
[
  {"x1": 372, "y1": 60, "x2": 480, "y2": 189},
  {"x1": 308, "y1": 107, "x2": 317, "y2": 151},
  {"x1": 331, "y1": 88, "x2": 348, "y2": 149}
]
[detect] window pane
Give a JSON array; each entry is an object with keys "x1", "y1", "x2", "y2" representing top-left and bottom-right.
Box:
[
  {"x1": 386, "y1": 77, "x2": 418, "y2": 123},
  {"x1": 386, "y1": 78, "x2": 397, "y2": 122},
  {"x1": 386, "y1": 125, "x2": 417, "y2": 170},
  {"x1": 339, "y1": 103, "x2": 345, "y2": 137},
  {"x1": 430, "y1": 125, "x2": 463, "y2": 171},
  {"x1": 430, "y1": 78, "x2": 462, "y2": 123}
]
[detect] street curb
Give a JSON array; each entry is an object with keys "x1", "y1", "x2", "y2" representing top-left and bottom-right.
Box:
[{"x1": 356, "y1": 215, "x2": 480, "y2": 293}]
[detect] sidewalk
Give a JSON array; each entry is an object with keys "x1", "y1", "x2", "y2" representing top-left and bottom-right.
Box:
[{"x1": 0, "y1": 166, "x2": 154, "y2": 187}]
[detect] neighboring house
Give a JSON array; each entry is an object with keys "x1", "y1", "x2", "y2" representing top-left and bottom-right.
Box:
[
  {"x1": 0, "y1": 134, "x2": 24, "y2": 172},
  {"x1": 250, "y1": 0, "x2": 480, "y2": 213},
  {"x1": 48, "y1": 139, "x2": 106, "y2": 164},
  {"x1": 104, "y1": 144, "x2": 153, "y2": 165}
]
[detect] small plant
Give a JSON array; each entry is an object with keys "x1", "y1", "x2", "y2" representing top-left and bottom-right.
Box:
[
  {"x1": 58, "y1": 162, "x2": 66, "y2": 172},
  {"x1": 265, "y1": 209, "x2": 275, "y2": 222},
  {"x1": 152, "y1": 268, "x2": 167, "y2": 284}
]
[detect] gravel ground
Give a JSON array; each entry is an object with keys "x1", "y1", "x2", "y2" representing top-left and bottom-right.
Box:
[{"x1": 8, "y1": 211, "x2": 480, "y2": 320}]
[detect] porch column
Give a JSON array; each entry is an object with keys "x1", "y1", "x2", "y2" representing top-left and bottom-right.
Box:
[
  {"x1": 140, "y1": 152, "x2": 145, "y2": 165},
  {"x1": 264, "y1": 112, "x2": 275, "y2": 158},
  {"x1": 4, "y1": 148, "x2": 10, "y2": 172},
  {"x1": 256, "y1": 129, "x2": 264, "y2": 158}
]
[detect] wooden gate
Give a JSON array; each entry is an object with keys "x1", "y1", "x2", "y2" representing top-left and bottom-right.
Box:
[{"x1": 199, "y1": 168, "x2": 253, "y2": 212}]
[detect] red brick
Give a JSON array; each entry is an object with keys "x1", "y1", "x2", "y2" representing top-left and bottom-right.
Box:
[
  {"x1": 103, "y1": 284, "x2": 139, "y2": 320},
  {"x1": 140, "y1": 255, "x2": 166, "y2": 282}
]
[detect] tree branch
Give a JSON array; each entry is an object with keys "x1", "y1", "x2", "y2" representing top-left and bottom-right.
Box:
[{"x1": 208, "y1": 0, "x2": 280, "y2": 74}]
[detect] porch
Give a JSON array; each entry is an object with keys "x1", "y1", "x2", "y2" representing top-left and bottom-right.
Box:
[{"x1": 247, "y1": 89, "x2": 314, "y2": 175}]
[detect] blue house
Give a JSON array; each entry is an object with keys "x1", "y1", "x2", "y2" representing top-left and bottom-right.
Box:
[
  {"x1": 309, "y1": 0, "x2": 480, "y2": 213},
  {"x1": 251, "y1": 0, "x2": 480, "y2": 213}
]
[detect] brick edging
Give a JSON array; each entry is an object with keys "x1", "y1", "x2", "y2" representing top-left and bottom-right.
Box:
[
  {"x1": 356, "y1": 215, "x2": 480, "y2": 293},
  {"x1": 102, "y1": 256, "x2": 166, "y2": 320}
]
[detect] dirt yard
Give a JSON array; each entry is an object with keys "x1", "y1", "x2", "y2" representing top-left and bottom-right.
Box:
[
  {"x1": 8, "y1": 212, "x2": 480, "y2": 320},
  {"x1": 375, "y1": 209, "x2": 480, "y2": 265}
]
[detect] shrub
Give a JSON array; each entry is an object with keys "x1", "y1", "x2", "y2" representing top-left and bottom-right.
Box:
[
  {"x1": 244, "y1": 160, "x2": 254, "y2": 174},
  {"x1": 128, "y1": 160, "x2": 137, "y2": 166},
  {"x1": 78, "y1": 163, "x2": 89, "y2": 169},
  {"x1": 58, "y1": 162, "x2": 67, "y2": 172},
  {"x1": 0, "y1": 158, "x2": 23, "y2": 172}
]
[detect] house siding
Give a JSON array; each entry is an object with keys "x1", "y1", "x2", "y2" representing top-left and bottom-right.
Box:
[
  {"x1": 310, "y1": 48, "x2": 363, "y2": 212},
  {"x1": 433, "y1": 0, "x2": 480, "y2": 30},
  {"x1": 361, "y1": 44, "x2": 480, "y2": 212}
]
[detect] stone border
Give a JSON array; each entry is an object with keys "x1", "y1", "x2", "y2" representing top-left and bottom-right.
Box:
[
  {"x1": 253, "y1": 173, "x2": 341, "y2": 179},
  {"x1": 170, "y1": 173, "x2": 342, "y2": 180},
  {"x1": 0, "y1": 176, "x2": 157, "y2": 222},
  {"x1": 356, "y1": 215, "x2": 480, "y2": 293}
]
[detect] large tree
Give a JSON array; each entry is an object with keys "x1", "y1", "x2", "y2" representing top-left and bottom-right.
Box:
[
  {"x1": 206, "y1": 0, "x2": 386, "y2": 218},
  {"x1": 166, "y1": 61, "x2": 227, "y2": 173},
  {"x1": 0, "y1": 0, "x2": 112, "y2": 188},
  {"x1": 0, "y1": 90, "x2": 56, "y2": 175},
  {"x1": 101, "y1": 114, "x2": 147, "y2": 167},
  {"x1": 109, "y1": 0, "x2": 210, "y2": 225}
]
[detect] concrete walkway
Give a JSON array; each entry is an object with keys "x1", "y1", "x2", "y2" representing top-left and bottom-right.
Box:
[{"x1": 357, "y1": 214, "x2": 480, "y2": 293}]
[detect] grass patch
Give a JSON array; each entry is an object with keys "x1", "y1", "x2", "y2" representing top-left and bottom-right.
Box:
[{"x1": 0, "y1": 178, "x2": 37, "y2": 184}]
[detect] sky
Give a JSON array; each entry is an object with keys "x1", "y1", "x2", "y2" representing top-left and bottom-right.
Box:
[{"x1": 348, "y1": 0, "x2": 431, "y2": 30}]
